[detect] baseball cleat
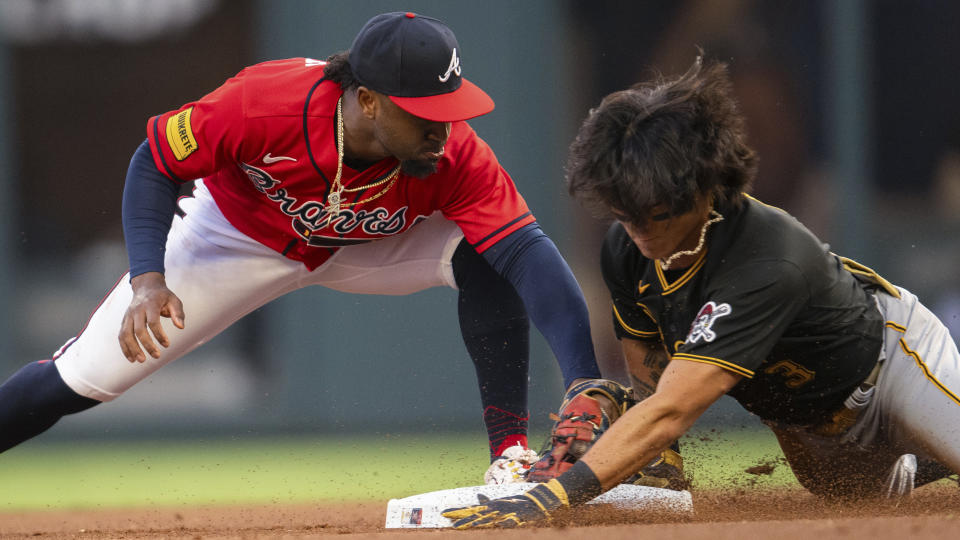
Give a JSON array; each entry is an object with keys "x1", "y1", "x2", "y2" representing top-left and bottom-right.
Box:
[
  {"x1": 622, "y1": 447, "x2": 689, "y2": 491},
  {"x1": 484, "y1": 443, "x2": 539, "y2": 485},
  {"x1": 884, "y1": 453, "x2": 917, "y2": 499}
]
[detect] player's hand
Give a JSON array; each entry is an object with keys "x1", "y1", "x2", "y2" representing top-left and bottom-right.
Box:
[
  {"x1": 119, "y1": 272, "x2": 185, "y2": 363},
  {"x1": 442, "y1": 481, "x2": 569, "y2": 529}
]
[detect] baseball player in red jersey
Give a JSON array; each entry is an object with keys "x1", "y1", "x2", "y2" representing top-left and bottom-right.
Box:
[
  {"x1": 444, "y1": 57, "x2": 960, "y2": 528},
  {"x1": 0, "y1": 12, "x2": 618, "y2": 481}
]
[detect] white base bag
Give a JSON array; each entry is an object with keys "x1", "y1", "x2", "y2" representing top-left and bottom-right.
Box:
[{"x1": 385, "y1": 482, "x2": 693, "y2": 528}]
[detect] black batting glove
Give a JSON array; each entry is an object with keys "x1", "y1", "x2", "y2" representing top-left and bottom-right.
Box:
[{"x1": 442, "y1": 480, "x2": 570, "y2": 529}]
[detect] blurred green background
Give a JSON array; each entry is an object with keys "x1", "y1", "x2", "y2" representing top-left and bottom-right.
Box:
[{"x1": 0, "y1": 428, "x2": 794, "y2": 511}]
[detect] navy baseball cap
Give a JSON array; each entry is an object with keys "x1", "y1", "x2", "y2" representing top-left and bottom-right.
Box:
[{"x1": 349, "y1": 12, "x2": 495, "y2": 122}]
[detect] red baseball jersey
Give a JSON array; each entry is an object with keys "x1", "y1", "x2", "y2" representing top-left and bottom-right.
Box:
[{"x1": 146, "y1": 58, "x2": 535, "y2": 270}]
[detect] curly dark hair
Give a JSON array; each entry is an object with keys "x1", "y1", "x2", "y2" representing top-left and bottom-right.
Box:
[
  {"x1": 566, "y1": 56, "x2": 758, "y2": 224},
  {"x1": 322, "y1": 51, "x2": 359, "y2": 91}
]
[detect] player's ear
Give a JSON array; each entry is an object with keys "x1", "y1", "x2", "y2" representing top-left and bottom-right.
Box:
[{"x1": 355, "y1": 87, "x2": 379, "y2": 119}]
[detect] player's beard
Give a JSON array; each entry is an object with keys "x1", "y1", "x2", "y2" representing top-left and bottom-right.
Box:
[{"x1": 401, "y1": 159, "x2": 439, "y2": 179}]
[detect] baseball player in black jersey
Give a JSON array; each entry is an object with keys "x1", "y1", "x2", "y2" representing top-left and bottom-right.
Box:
[{"x1": 443, "y1": 56, "x2": 960, "y2": 528}]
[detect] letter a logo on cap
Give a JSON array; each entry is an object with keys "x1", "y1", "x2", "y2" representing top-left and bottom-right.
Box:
[{"x1": 438, "y1": 48, "x2": 461, "y2": 82}]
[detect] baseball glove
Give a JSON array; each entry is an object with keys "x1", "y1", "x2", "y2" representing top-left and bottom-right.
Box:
[{"x1": 526, "y1": 378, "x2": 633, "y2": 482}]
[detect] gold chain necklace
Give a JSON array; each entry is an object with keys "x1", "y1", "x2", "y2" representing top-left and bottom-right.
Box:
[
  {"x1": 325, "y1": 97, "x2": 401, "y2": 225},
  {"x1": 658, "y1": 209, "x2": 724, "y2": 270}
]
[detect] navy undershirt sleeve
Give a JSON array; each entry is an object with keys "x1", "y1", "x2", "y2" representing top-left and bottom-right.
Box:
[
  {"x1": 121, "y1": 139, "x2": 179, "y2": 280},
  {"x1": 482, "y1": 223, "x2": 602, "y2": 387}
]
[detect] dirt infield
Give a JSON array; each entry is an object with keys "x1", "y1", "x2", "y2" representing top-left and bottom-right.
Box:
[{"x1": 1, "y1": 485, "x2": 958, "y2": 539}]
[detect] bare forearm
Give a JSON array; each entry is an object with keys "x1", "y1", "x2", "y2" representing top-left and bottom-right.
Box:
[
  {"x1": 627, "y1": 341, "x2": 670, "y2": 401},
  {"x1": 581, "y1": 357, "x2": 742, "y2": 491},
  {"x1": 580, "y1": 395, "x2": 692, "y2": 490}
]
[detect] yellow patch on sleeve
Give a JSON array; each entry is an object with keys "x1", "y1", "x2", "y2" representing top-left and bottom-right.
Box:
[{"x1": 165, "y1": 107, "x2": 198, "y2": 160}]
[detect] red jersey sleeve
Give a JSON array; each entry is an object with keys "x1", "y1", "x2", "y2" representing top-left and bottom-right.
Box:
[
  {"x1": 146, "y1": 67, "x2": 255, "y2": 183},
  {"x1": 439, "y1": 123, "x2": 535, "y2": 252}
]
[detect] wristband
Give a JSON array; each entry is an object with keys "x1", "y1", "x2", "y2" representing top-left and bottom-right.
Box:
[{"x1": 555, "y1": 460, "x2": 603, "y2": 506}]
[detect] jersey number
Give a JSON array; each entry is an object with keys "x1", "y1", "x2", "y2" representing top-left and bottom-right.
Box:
[{"x1": 764, "y1": 360, "x2": 815, "y2": 388}]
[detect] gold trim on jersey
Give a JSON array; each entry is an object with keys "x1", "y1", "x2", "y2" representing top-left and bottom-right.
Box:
[
  {"x1": 673, "y1": 352, "x2": 754, "y2": 378},
  {"x1": 636, "y1": 302, "x2": 657, "y2": 324},
  {"x1": 613, "y1": 304, "x2": 659, "y2": 339},
  {"x1": 744, "y1": 193, "x2": 788, "y2": 213},
  {"x1": 885, "y1": 321, "x2": 960, "y2": 406},
  {"x1": 655, "y1": 249, "x2": 708, "y2": 295},
  {"x1": 837, "y1": 256, "x2": 901, "y2": 299}
]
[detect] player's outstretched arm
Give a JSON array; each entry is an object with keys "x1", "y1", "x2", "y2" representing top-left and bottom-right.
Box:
[
  {"x1": 581, "y1": 359, "x2": 740, "y2": 489},
  {"x1": 444, "y1": 360, "x2": 740, "y2": 527},
  {"x1": 481, "y1": 224, "x2": 602, "y2": 387},
  {"x1": 119, "y1": 271, "x2": 185, "y2": 363}
]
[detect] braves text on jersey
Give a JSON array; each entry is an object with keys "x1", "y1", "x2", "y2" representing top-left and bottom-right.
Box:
[{"x1": 146, "y1": 58, "x2": 535, "y2": 270}]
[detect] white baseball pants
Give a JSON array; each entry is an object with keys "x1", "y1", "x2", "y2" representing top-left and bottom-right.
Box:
[
  {"x1": 54, "y1": 180, "x2": 463, "y2": 401},
  {"x1": 770, "y1": 285, "x2": 960, "y2": 494}
]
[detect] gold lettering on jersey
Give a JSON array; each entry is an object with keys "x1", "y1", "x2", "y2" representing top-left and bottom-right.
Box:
[
  {"x1": 764, "y1": 360, "x2": 815, "y2": 388},
  {"x1": 165, "y1": 107, "x2": 198, "y2": 161}
]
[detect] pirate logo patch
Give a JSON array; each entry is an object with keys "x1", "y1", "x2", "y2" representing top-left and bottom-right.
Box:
[{"x1": 686, "y1": 301, "x2": 732, "y2": 344}]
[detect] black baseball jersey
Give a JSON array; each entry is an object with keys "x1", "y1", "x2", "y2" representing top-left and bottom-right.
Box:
[{"x1": 601, "y1": 197, "x2": 884, "y2": 425}]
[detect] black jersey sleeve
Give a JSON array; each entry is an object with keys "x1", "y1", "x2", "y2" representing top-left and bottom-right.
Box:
[
  {"x1": 673, "y1": 259, "x2": 811, "y2": 377},
  {"x1": 601, "y1": 224, "x2": 660, "y2": 341}
]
